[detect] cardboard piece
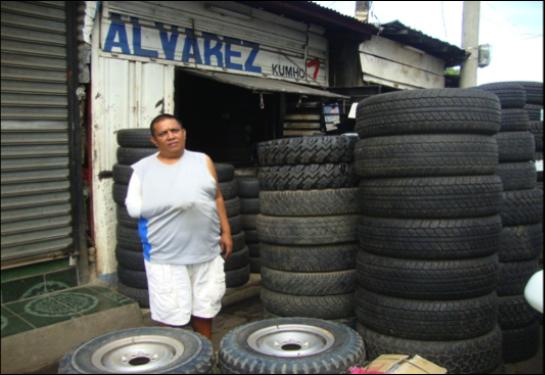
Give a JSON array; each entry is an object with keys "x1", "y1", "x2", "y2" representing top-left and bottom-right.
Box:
[{"x1": 363, "y1": 354, "x2": 447, "y2": 374}]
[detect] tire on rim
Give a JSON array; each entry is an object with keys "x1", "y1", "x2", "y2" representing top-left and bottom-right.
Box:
[
  {"x1": 218, "y1": 317, "x2": 365, "y2": 374},
  {"x1": 58, "y1": 327, "x2": 213, "y2": 373}
]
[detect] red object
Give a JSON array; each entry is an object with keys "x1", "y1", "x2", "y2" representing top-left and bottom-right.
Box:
[
  {"x1": 306, "y1": 58, "x2": 320, "y2": 80},
  {"x1": 348, "y1": 367, "x2": 385, "y2": 374}
]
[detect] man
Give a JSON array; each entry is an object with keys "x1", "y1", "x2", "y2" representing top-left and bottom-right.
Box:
[{"x1": 125, "y1": 113, "x2": 233, "y2": 339}]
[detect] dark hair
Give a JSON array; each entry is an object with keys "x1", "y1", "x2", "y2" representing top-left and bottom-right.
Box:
[{"x1": 149, "y1": 114, "x2": 183, "y2": 136}]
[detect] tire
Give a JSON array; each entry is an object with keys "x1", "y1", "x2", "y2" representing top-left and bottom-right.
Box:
[
  {"x1": 498, "y1": 295, "x2": 540, "y2": 329},
  {"x1": 245, "y1": 229, "x2": 259, "y2": 243},
  {"x1": 354, "y1": 134, "x2": 498, "y2": 178},
  {"x1": 355, "y1": 289, "x2": 497, "y2": 340},
  {"x1": 500, "y1": 189, "x2": 543, "y2": 226},
  {"x1": 240, "y1": 198, "x2": 260, "y2": 214},
  {"x1": 261, "y1": 267, "x2": 356, "y2": 295},
  {"x1": 59, "y1": 327, "x2": 213, "y2": 374},
  {"x1": 500, "y1": 109, "x2": 530, "y2": 131},
  {"x1": 477, "y1": 82, "x2": 526, "y2": 108},
  {"x1": 219, "y1": 180, "x2": 238, "y2": 200},
  {"x1": 356, "y1": 88, "x2": 501, "y2": 137},
  {"x1": 257, "y1": 214, "x2": 359, "y2": 245},
  {"x1": 357, "y1": 324, "x2": 502, "y2": 374},
  {"x1": 225, "y1": 198, "x2": 241, "y2": 217},
  {"x1": 117, "y1": 205, "x2": 138, "y2": 228},
  {"x1": 113, "y1": 164, "x2": 133, "y2": 184},
  {"x1": 117, "y1": 129, "x2": 154, "y2": 148},
  {"x1": 117, "y1": 282, "x2": 149, "y2": 307},
  {"x1": 257, "y1": 136, "x2": 356, "y2": 166},
  {"x1": 496, "y1": 132, "x2": 535, "y2": 162},
  {"x1": 356, "y1": 252, "x2": 499, "y2": 300},
  {"x1": 260, "y1": 288, "x2": 354, "y2": 320},
  {"x1": 116, "y1": 246, "x2": 145, "y2": 270},
  {"x1": 499, "y1": 224, "x2": 543, "y2": 262},
  {"x1": 357, "y1": 215, "x2": 502, "y2": 259},
  {"x1": 224, "y1": 247, "x2": 249, "y2": 271},
  {"x1": 515, "y1": 81, "x2": 543, "y2": 105},
  {"x1": 496, "y1": 162, "x2": 537, "y2": 191},
  {"x1": 232, "y1": 231, "x2": 246, "y2": 252},
  {"x1": 524, "y1": 104, "x2": 542, "y2": 121},
  {"x1": 241, "y1": 214, "x2": 257, "y2": 230},
  {"x1": 502, "y1": 320, "x2": 540, "y2": 363},
  {"x1": 529, "y1": 121, "x2": 543, "y2": 151},
  {"x1": 258, "y1": 163, "x2": 357, "y2": 191},
  {"x1": 498, "y1": 260, "x2": 539, "y2": 296},
  {"x1": 262, "y1": 310, "x2": 357, "y2": 328},
  {"x1": 113, "y1": 183, "x2": 128, "y2": 205},
  {"x1": 237, "y1": 177, "x2": 260, "y2": 197},
  {"x1": 358, "y1": 175, "x2": 502, "y2": 218},
  {"x1": 225, "y1": 265, "x2": 250, "y2": 288},
  {"x1": 117, "y1": 266, "x2": 147, "y2": 289},
  {"x1": 228, "y1": 216, "x2": 242, "y2": 236},
  {"x1": 218, "y1": 317, "x2": 365, "y2": 374},
  {"x1": 215, "y1": 163, "x2": 234, "y2": 182},
  {"x1": 260, "y1": 242, "x2": 358, "y2": 272},
  {"x1": 260, "y1": 188, "x2": 360, "y2": 217},
  {"x1": 116, "y1": 225, "x2": 142, "y2": 251},
  {"x1": 117, "y1": 147, "x2": 156, "y2": 165}
]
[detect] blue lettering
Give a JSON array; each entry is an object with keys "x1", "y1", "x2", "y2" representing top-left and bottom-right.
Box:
[
  {"x1": 224, "y1": 37, "x2": 243, "y2": 71},
  {"x1": 156, "y1": 22, "x2": 179, "y2": 60},
  {"x1": 104, "y1": 13, "x2": 131, "y2": 54},
  {"x1": 203, "y1": 32, "x2": 223, "y2": 67},
  {"x1": 243, "y1": 40, "x2": 261, "y2": 73},
  {"x1": 182, "y1": 29, "x2": 202, "y2": 64},
  {"x1": 131, "y1": 17, "x2": 158, "y2": 58}
]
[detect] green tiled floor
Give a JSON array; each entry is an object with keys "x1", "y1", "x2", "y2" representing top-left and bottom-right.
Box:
[
  {"x1": 1, "y1": 286, "x2": 135, "y2": 338},
  {"x1": 1, "y1": 267, "x2": 78, "y2": 304}
]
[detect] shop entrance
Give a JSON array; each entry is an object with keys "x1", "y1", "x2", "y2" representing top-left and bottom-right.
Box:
[{"x1": 174, "y1": 69, "x2": 280, "y2": 167}]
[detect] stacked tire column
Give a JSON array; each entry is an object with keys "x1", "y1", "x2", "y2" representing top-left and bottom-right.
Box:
[
  {"x1": 218, "y1": 164, "x2": 251, "y2": 288},
  {"x1": 519, "y1": 81, "x2": 543, "y2": 190},
  {"x1": 354, "y1": 89, "x2": 504, "y2": 374},
  {"x1": 114, "y1": 129, "x2": 158, "y2": 306},
  {"x1": 478, "y1": 82, "x2": 543, "y2": 363},
  {"x1": 237, "y1": 177, "x2": 261, "y2": 274},
  {"x1": 256, "y1": 136, "x2": 359, "y2": 323}
]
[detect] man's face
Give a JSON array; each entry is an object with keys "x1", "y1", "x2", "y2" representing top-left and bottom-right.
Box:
[{"x1": 150, "y1": 118, "x2": 186, "y2": 157}]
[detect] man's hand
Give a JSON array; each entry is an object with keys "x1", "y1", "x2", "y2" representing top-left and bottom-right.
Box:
[{"x1": 220, "y1": 232, "x2": 233, "y2": 260}]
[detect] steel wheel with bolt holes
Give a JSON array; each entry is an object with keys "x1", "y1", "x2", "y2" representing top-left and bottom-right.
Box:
[
  {"x1": 219, "y1": 317, "x2": 365, "y2": 374},
  {"x1": 58, "y1": 327, "x2": 213, "y2": 373}
]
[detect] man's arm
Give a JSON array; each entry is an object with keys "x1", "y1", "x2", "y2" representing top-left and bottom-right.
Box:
[
  {"x1": 205, "y1": 156, "x2": 233, "y2": 259},
  {"x1": 125, "y1": 172, "x2": 142, "y2": 218}
]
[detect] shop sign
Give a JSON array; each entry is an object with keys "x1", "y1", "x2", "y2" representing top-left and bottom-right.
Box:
[{"x1": 101, "y1": 13, "x2": 325, "y2": 86}]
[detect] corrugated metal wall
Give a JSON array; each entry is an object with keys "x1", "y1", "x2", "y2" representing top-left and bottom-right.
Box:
[{"x1": 1, "y1": 1, "x2": 73, "y2": 267}]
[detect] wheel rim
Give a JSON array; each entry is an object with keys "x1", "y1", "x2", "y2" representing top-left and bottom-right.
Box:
[
  {"x1": 246, "y1": 324, "x2": 335, "y2": 357},
  {"x1": 90, "y1": 334, "x2": 185, "y2": 373}
]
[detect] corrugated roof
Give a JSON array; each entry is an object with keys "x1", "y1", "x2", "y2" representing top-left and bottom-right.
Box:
[
  {"x1": 240, "y1": 1, "x2": 467, "y2": 66},
  {"x1": 380, "y1": 21, "x2": 468, "y2": 67},
  {"x1": 182, "y1": 69, "x2": 348, "y2": 98}
]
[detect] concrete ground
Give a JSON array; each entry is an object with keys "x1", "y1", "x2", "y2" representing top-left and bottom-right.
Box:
[{"x1": 27, "y1": 293, "x2": 543, "y2": 374}]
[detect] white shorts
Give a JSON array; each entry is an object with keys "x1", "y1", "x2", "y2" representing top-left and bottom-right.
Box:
[{"x1": 144, "y1": 255, "x2": 226, "y2": 326}]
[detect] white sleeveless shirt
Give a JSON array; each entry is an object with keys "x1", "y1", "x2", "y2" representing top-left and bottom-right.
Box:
[{"x1": 125, "y1": 150, "x2": 221, "y2": 265}]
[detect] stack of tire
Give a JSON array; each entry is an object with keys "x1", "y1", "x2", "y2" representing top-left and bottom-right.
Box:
[
  {"x1": 256, "y1": 136, "x2": 359, "y2": 324},
  {"x1": 519, "y1": 81, "x2": 543, "y2": 192},
  {"x1": 220, "y1": 166, "x2": 251, "y2": 288},
  {"x1": 113, "y1": 129, "x2": 157, "y2": 306},
  {"x1": 354, "y1": 89, "x2": 504, "y2": 374},
  {"x1": 237, "y1": 177, "x2": 261, "y2": 273},
  {"x1": 477, "y1": 82, "x2": 542, "y2": 363}
]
